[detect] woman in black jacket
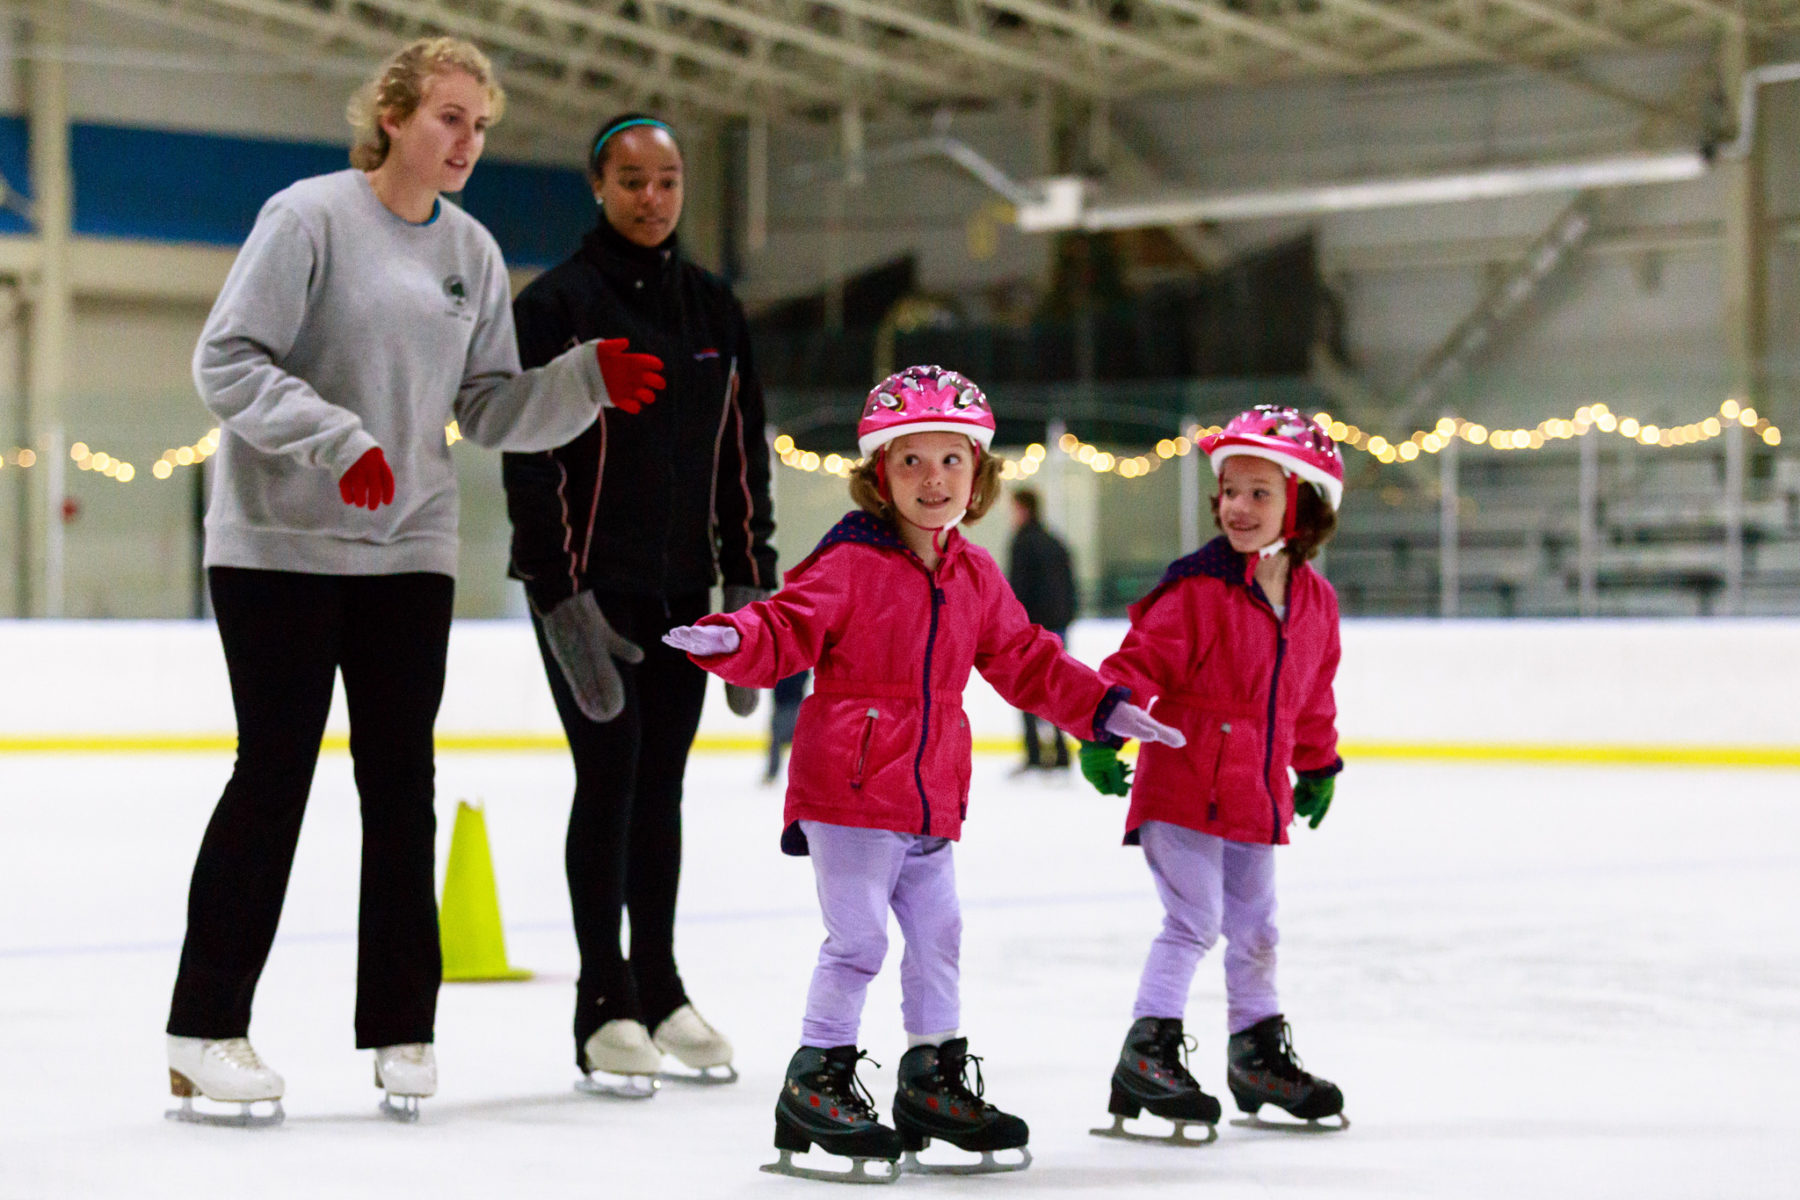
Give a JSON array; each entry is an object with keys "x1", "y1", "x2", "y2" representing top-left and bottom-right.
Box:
[{"x1": 503, "y1": 113, "x2": 776, "y2": 1093}]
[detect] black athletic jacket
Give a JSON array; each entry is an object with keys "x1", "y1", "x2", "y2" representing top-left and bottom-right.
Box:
[
  {"x1": 1008, "y1": 519, "x2": 1077, "y2": 632},
  {"x1": 502, "y1": 219, "x2": 776, "y2": 609}
]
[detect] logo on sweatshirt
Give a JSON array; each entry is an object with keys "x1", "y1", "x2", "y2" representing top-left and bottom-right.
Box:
[{"x1": 443, "y1": 275, "x2": 469, "y2": 311}]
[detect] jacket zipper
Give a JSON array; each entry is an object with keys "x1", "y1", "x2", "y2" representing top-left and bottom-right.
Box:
[
  {"x1": 912, "y1": 578, "x2": 946, "y2": 834},
  {"x1": 1207, "y1": 721, "x2": 1230, "y2": 822},
  {"x1": 1263, "y1": 619, "x2": 1287, "y2": 845},
  {"x1": 850, "y1": 707, "x2": 879, "y2": 789}
]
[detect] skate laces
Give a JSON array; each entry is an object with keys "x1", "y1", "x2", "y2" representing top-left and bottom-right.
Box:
[
  {"x1": 1151, "y1": 1025, "x2": 1200, "y2": 1085},
  {"x1": 820, "y1": 1050, "x2": 882, "y2": 1121},
  {"x1": 1267, "y1": 1022, "x2": 1311, "y2": 1082},
  {"x1": 942, "y1": 1049, "x2": 994, "y2": 1113},
  {"x1": 211, "y1": 1038, "x2": 268, "y2": 1071}
]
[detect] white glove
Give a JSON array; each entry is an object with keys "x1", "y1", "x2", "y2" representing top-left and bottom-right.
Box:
[
  {"x1": 1102, "y1": 702, "x2": 1187, "y2": 749},
  {"x1": 663, "y1": 624, "x2": 741, "y2": 656}
]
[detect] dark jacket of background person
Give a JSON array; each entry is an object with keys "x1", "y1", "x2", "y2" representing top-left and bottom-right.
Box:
[
  {"x1": 1008, "y1": 514, "x2": 1077, "y2": 633},
  {"x1": 502, "y1": 219, "x2": 777, "y2": 605}
]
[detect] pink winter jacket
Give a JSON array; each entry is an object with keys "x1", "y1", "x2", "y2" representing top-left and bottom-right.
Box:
[
  {"x1": 1100, "y1": 536, "x2": 1343, "y2": 847},
  {"x1": 690, "y1": 511, "x2": 1127, "y2": 852}
]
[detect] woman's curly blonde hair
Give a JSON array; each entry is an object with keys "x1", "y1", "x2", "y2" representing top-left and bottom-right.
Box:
[
  {"x1": 347, "y1": 37, "x2": 506, "y2": 171},
  {"x1": 848, "y1": 440, "x2": 1003, "y2": 529}
]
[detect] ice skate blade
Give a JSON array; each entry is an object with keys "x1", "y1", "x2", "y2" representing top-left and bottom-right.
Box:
[
  {"x1": 1089, "y1": 1112, "x2": 1218, "y2": 1146},
  {"x1": 1229, "y1": 1111, "x2": 1350, "y2": 1133},
  {"x1": 575, "y1": 1072, "x2": 659, "y2": 1100},
  {"x1": 379, "y1": 1093, "x2": 422, "y2": 1122},
  {"x1": 901, "y1": 1145, "x2": 1031, "y2": 1175},
  {"x1": 760, "y1": 1148, "x2": 901, "y2": 1185},
  {"x1": 165, "y1": 1095, "x2": 286, "y2": 1129},
  {"x1": 658, "y1": 1063, "x2": 738, "y2": 1086}
]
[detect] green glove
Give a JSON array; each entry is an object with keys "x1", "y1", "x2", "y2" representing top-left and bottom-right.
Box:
[
  {"x1": 1078, "y1": 741, "x2": 1132, "y2": 797},
  {"x1": 1293, "y1": 775, "x2": 1335, "y2": 829}
]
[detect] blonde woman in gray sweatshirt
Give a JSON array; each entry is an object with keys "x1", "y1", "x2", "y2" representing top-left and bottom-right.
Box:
[{"x1": 164, "y1": 37, "x2": 666, "y2": 1127}]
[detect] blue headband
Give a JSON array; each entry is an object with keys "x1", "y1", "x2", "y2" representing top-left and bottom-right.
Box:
[{"x1": 591, "y1": 118, "x2": 674, "y2": 166}]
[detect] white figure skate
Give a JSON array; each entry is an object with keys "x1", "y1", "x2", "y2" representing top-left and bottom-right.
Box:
[
  {"x1": 373, "y1": 1043, "x2": 437, "y2": 1122},
  {"x1": 652, "y1": 1004, "x2": 737, "y2": 1085},
  {"x1": 576, "y1": 1019, "x2": 661, "y2": 1099},
  {"x1": 165, "y1": 1036, "x2": 285, "y2": 1128}
]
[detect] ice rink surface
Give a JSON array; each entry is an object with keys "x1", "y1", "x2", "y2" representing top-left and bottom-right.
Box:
[{"x1": 2, "y1": 750, "x2": 1796, "y2": 1199}]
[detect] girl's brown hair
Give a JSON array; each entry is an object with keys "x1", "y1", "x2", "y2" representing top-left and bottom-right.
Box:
[
  {"x1": 848, "y1": 441, "x2": 1003, "y2": 529},
  {"x1": 347, "y1": 37, "x2": 506, "y2": 171},
  {"x1": 1209, "y1": 477, "x2": 1339, "y2": 568}
]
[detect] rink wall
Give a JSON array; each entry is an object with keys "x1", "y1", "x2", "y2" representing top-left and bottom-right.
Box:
[{"x1": 0, "y1": 619, "x2": 1796, "y2": 765}]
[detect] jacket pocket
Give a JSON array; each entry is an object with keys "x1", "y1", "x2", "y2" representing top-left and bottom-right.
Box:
[{"x1": 849, "y1": 707, "x2": 879, "y2": 790}]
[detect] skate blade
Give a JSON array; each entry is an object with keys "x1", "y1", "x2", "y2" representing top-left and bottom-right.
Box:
[
  {"x1": 379, "y1": 1093, "x2": 423, "y2": 1123},
  {"x1": 575, "y1": 1072, "x2": 659, "y2": 1100},
  {"x1": 1229, "y1": 1111, "x2": 1350, "y2": 1133},
  {"x1": 657, "y1": 1063, "x2": 738, "y2": 1086},
  {"x1": 165, "y1": 1095, "x2": 286, "y2": 1129},
  {"x1": 1089, "y1": 1112, "x2": 1218, "y2": 1146},
  {"x1": 760, "y1": 1148, "x2": 901, "y2": 1185},
  {"x1": 901, "y1": 1145, "x2": 1031, "y2": 1175}
]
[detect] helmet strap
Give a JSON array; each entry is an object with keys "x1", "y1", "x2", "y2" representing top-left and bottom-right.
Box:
[{"x1": 1280, "y1": 472, "x2": 1302, "y2": 541}]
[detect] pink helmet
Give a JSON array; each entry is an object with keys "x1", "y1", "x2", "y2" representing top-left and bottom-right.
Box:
[
  {"x1": 1200, "y1": 405, "x2": 1344, "y2": 512},
  {"x1": 857, "y1": 366, "x2": 996, "y2": 459}
]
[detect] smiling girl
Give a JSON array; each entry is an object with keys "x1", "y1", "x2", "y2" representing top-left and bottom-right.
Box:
[
  {"x1": 165, "y1": 37, "x2": 664, "y2": 1126},
  {"x1": 1080, "y1": 404, "x2": 1350, "y2": 1142},
  {"x1": 661, "y1": 366, "x2": 1184, "y2": 1180}
]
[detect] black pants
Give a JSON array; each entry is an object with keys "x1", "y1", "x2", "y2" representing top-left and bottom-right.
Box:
[
  {"x1": 531, "y1": 589, "x2": 709, "y2": 1063},
  {"x1": 1022, "y1": 626, "x2": 1071, "y2": 767},
  {"x1": 167, "y1": 567, "x2": 454, "y2": 1048}
]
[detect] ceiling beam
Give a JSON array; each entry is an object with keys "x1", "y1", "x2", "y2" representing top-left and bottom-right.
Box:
[
  {"x1": 1140, "y1": 0, "x2": 1363, "y2": 73},
  {"x1": 78, "y1": 0, "x2": 601, "y2": 139},
  {"x1": 979, "y1": 0, "x2": 1235, "y2": 84},
  {"x1": 496, "y1": 0, "x2": 841, "y2": 105},
  {"x1": 393, "y1": 0, "x2": 761, "y2": 117},
  {"x1": 1477, "y1": 0, "x2": 1636, "y2": 48},
  {"x1": 797, "y1": 0, "x2": 1106, "y2": 93},
  {"x1": 1315, "y1": 0, "x2": 1687, "y2": 122}
]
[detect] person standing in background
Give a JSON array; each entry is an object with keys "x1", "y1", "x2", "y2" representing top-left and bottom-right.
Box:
[
  {"x1": 765, "y1": 669, "x2": 811, "y2": 785},
  {"x1": 1007, "y1": 489, "x2": 1078, "y2": 772},
  {"x1": 502, "y1": 112, "x2": 776, "y2": 1095},
  {"x1": 166, "y1": 37, "x2": 665, "y2": 1126}
]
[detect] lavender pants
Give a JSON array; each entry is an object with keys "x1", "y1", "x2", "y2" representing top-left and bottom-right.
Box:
[
  {"x1": 799, "y1": 821, "x2": 961, "y2": 1049},
  {"x1": 1133, "y1": 820, "x2": 1280, "y2": 1035}
]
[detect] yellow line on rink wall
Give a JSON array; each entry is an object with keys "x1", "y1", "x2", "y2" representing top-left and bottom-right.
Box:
[
  {"x1": 1, "y1": 733, "x2": 1797, "y2": 768},
  {"x1": 1336, "y1": 741, "x2": 1800, "y2": 768}
]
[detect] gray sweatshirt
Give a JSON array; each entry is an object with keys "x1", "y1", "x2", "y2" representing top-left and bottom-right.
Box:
[{"x1": 195, "y1": 169, "x2": 610, "y2": 577}]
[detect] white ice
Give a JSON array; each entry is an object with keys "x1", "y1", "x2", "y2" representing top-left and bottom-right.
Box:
[{"x1": 1, "y1": 751, "x2": 1796, "y2": 1199}]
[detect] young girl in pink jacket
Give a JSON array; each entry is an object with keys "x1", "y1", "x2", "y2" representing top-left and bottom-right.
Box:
[
  {"x1": 664, "y1": 365, "x2": 1183, "y2": 1181},
  {"x1": 1082, "y1": 405, "x2": 1349, "y2": 1142}
]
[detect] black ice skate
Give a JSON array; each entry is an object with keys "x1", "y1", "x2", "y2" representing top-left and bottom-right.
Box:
[
  {"x1": 891, "y1": 1038, "x2": 1031, "y2": 1175},
  {"x1": 762, "y1": 1046, "x2": 903, "y2": 1185},
  {"x1": 1091, "y1": 1017, "x2": 1221, "y2": 1145},
  {"x1": 1226, "y1": 1015, "x2": 1348, "y2": 1131}
]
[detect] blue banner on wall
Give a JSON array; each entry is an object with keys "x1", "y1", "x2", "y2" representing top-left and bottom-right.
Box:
[{"x1": 0, "y1": 117, "x2": 593, "y2": 267}]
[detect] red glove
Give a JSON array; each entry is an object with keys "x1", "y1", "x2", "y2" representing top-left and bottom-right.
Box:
[
  {"x1": 595, "y1": 338, "x2": 666, "y2": 414},
  {"x1": 338, "y1": 447, "x2": 394, "y2": 510}
]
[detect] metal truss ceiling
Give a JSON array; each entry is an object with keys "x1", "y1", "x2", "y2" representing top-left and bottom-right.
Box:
[{"x1": 67, "y1": 0, "x2": 1800, "y2": 137}]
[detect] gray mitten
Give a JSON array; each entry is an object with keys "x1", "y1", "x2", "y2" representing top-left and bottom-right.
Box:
[
  {"x1": 721, "y1": 584, "x2": 771, "y2": 717},
  {"x1": 540, "y1": 592, "x2": 644, "y2": 723}
]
